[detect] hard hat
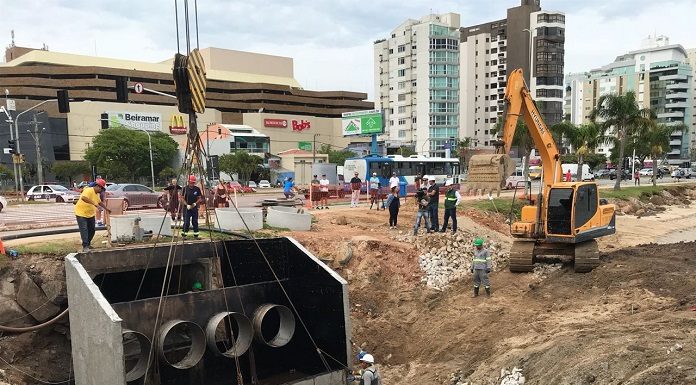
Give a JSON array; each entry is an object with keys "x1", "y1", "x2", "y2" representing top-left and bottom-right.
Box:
[
  {"x1": 445, "y1": 180, "x2": 453, "y2": 187},
  {"x1": 473, "y1": 238, "x2": 484, "y2": 246},
  {"x1": 372, "y1": 172, "x2": 377, "y2": 176},
  {"x1": 422, "y1": 175, "x2": 429, "y2": 180},
  {"x1": 188, "y1": 175, "x2": 197, "y2": 183},
  {"x1": 360, "y1": 354, "x2": 374, "y2": 364},
  {"x1": 95, "y1": 178, "x2": 106, "y2": 188},
  {"x1": 192, "y1": 281, "x2": 203, "y2": 290}
]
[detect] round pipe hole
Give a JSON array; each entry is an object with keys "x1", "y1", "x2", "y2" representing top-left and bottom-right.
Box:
[
  {"x1": 122, "y1": 329, "x2": 151, "y2": 382},
  {"x1": 157, "y1": 320, "x2": 206, "y2": 369},
  {"x1": 252, "y1": 304, "x2": 296, "y2": 347},
  {"x1": 206, "y1": 312, "x2": 253, "y2": 358}
]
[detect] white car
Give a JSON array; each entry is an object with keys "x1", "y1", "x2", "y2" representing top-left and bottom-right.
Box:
[
  {"x1": 638, "y1": 168, "x2": 653, "y2": 176},
  {"x1": 248, "y1": 181, "x2": 258, "y2": 188},
  {"x1": 26, "y1": 184, "x2": 80, "y2": 203},
  {"x1": 258, "y1": 180, "x2": 271, "y2": 188},
  {"x1": 671, "y1": 168, "x2": 693, "y2": 179},
  {"x1": 505, "y1": 168, "x2": 531, "y2": 189},
  {"x1": 0, "y1": 195, "x2": 7, "y2": 212}
]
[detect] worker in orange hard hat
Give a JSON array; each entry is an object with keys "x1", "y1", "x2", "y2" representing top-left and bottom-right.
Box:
[{"x1": 179, "y1": 175, "x2": 203, "y2": 239}]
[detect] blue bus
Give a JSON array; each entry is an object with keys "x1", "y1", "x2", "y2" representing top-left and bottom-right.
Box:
[{"x1": 342, "y1": 155, "x2": 460, "y2": 193}]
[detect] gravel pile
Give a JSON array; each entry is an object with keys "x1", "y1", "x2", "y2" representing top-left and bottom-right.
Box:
[{"x1": 394, "y1": 232, "x2": 509, "y2": 290}]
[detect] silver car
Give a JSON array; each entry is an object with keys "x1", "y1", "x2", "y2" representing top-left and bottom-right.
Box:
[{"x1": 105, "y1": 183, "x2": 163, "y2": 210}]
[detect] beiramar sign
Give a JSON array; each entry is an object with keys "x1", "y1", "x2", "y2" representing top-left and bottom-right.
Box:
[
  {"x1": 106, "y1": 111, "x2": 162, "y2": 131},
  {"x1": 341, "y1": 109, "x2": 383, "y2": 136}
]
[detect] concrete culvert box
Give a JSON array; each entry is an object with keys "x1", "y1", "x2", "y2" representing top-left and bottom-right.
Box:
[
  {"x1": 215, "y1": 207, "x2": 263, "y2": 231},
  {"x1": 65, "y1": 238, "x2": 350, "y2": 385},
  {"x1": 266, "y1": 206, "x2": 313, "y2": 231}
]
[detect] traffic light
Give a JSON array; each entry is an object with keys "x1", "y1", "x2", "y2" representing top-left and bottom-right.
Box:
[
  {"x1": 7, "y1": 140, "x2": 16, "y2": 154},
  {"x1": 100, "y1": 113, "x2": 109, "y2": 129},
  {"x1": 57, "y1": 90, "x2": 70, "y2": 113},
  {"x1": 116, "y1": 77, "x2": 128, "y2": 103}
]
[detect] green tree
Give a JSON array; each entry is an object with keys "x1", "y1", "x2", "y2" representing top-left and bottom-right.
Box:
[
  {"x1": 590, "y1": 91, "x2": 650, "y2": 190},
  {"x1": 0, "y1": 164, "x2": 14, "y2": 190},
  {"x1": 219, "y1": 151, "x2": 263, "y2": 184},
  {"x1": 158, "y1": 166, "x2": 177, "y2": 184},
  {"x1": 84, "y1": 128, "x2": 178, "y2": 182},
  {"x1": 398, "y1": 146, "x2": 417, "y2": 157},
  {"x1": 317, "y1": 144, "x2": 357, "y2": 166},
  {"x1": 636, "y1": 115, "x2": 684, "y2": 186},
  {"x1": 51, "y1": 160, "x2": 90, "y2": 185},
  {"x1": 565, "y1": 122, "x2": 605, "y2": 178},
  {"x1": 493, "y1": 119, "x2": 532, "y2": 181}
]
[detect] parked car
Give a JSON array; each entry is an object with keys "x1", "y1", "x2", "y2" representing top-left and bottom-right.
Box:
[
  {"x1": 671, "y1": 168, "x2": 693, "y2": 179},
  {"x1": 639, "y1": 168, "x2": 653, "y2": 176},
  {"x1": 248, "y1": 181, "x2": 257, "y2": 188},
  {"x1": 227, "y1": 181, "x2": 255, "y2": 193},
  {"x1": 105, "y1": 183, "x2": 163, "y2": 210},
  {"x1": 609, "y1": 169, "x2": 631, "y2": 180},
  {"x1": 594, "y1": 169, "x2": 611, "y2": 179},
  {"x1": 258, "y1": 179, "x2": 271, "y2": 188},
  {"x1": 0, "y1": 195, "x2": 6, "y2": 212},
  {"x1": 27, "y1": 184, "x2": 80, "y2": 203}
]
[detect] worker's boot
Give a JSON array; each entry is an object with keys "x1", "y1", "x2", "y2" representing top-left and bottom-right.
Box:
[
  {"x1": 472, "y1": 287, "x2": 479, "y2": 297},
  {"x1": 485, "y1": 287, "x2": 491, "y2": 297}
]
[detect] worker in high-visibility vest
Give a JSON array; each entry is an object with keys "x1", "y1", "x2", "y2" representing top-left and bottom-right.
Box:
[
  {"x1": 470, "y1": 238, "x2": 492, "y2": 297},
  {"x1": 440, "y1": 180, "x2": 461, "y2": 233}
]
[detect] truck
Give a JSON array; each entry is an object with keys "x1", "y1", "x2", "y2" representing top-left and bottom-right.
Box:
[{"x1": 561, "y1": 164, "x2": 594, "y2": 181}]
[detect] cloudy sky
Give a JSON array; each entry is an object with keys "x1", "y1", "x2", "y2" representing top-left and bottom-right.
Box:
[{"x1": 3, "y1": 0, "x2": 696, "y2": 100}]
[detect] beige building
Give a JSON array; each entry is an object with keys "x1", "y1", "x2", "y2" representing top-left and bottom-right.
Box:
[{"x1": 276, "y1": 149, "x2": 329, "y2": 185}]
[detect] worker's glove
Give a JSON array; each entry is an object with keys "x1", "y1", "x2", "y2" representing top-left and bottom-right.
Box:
[
  {"x1": 486, "y1": 269, "x2": 491, "y2": 274},
  {"x1": 186, "y1": 204, "x2": 192, "y2": 210}
]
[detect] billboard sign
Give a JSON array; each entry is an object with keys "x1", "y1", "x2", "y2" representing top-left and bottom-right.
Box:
[
  {"x1": 298, "y1": 141, "x2": 312, "y2": 151},
  {"x1": 106, "y1": 111, "x2": 162, "y2": 131},
  {"x1": 264, "y1": 119, "x2": 288, "y2": 128},
  {"x1": 341, "y1": 109, "x2": 383, "y2": 136}
]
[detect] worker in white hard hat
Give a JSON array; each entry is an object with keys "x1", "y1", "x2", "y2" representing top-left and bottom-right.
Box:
[
  {"x1": 440, "y1": 179, "x2": 461, "y2": 234},
  {"x1": 358, "y1": 354, "x2": 381, "y2": 385}
]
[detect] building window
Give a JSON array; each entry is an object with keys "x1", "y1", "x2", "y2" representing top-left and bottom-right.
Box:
[
  {"x1": 398, "y1": 118, "x2": 406, "y2": 125},
  {"x1": 398, "y1": 69, "x2": 406, "y2": 77},
  {"x1": 412, "y1": 117, "x2": 417, "y2": 123},
  {"x1": 398, "y1": 130, "x2": 406, "y2": 138},
  {"x1": 391, "y1": 33, "x2": 396, "y2": 38},
  {"x1": 398, "y1": 93, "x2": 406, "y2": 101},
  {"x1": 536, "y1": 52, "x2": 564, "y2": 62},
  {"x1": 490, "y1": 48, "x2": 498, "y2": 54},
  {"x1": 536, "y1": 89, "x2": 563, "y2": 98},
  {"x1": 429, "y1": 38, "x2": 459, "y2": 50},
  {"x1": 397, "y1": 81, "x2": 405, "y2": 90},
  {"x1": 537, "y1": 13, "x2": 565, "y2": 23},
  {"x1": 389, "y1": 120, "x2": 394, "y2": 126},
  {"x1": 398, "y1": 44, "x2": 406, "y2": 53},
  {"x1": 397, "y1": 105, "x2": 406, "y2": 113},
  {"x1": 389, "y1": 49, "x2": 393, "y2": 54},
  {"x1": 398, "y1": 57, "x2": 405, "y2": 65},
  {"x1": 412, "y1": 81, "x2": 417, "y2": 87}
]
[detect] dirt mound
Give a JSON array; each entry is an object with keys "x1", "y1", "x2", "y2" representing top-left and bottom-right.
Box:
[{"x1": 613, "y1": 186, "x2": 696, "y2": 217}]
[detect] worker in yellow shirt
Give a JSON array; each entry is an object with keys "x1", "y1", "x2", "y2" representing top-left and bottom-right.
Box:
[{"x1": 74, "y1": 178, "x2": 110, "y2": 252}]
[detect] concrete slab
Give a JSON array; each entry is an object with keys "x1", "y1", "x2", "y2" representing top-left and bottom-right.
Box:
[
  {"x1": 109, "y1": 214, "x2": 172, "y2": 242},
  {"x1": 266, "y1": 206, "x2": 313, "y2": 231},
  {"x1": 214, "y1": 207, "x2": 263, "y2": 231}
]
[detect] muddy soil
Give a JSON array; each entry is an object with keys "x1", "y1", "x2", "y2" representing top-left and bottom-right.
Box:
[{"x1": 2, "y1": 199, "x2": 696, "y2": 385}]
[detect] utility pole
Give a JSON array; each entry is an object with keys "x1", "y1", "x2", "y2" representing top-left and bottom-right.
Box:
[
  {"x1": 28, "y1": 114, "x2": 44, "y2": 185},
  {"x1": 312, "y1": 133, "x2": 318, "y2": 163}
]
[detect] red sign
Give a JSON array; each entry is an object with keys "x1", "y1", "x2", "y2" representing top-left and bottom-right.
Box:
[
  {"x1": 264, "y1": 119, "x2": 288, "y2": 128},
  {"x1": 292, "y1": 119, "x2": 311, "y2": 132}
]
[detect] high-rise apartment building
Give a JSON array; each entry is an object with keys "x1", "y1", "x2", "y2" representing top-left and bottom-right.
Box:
[
  {"x1": 374, "y1": 13, "x2": 461, "y2": 157},
  {"x1": 460, "y1": 0, "x2": 565, "y2": 150},
  {"x1": 565, "y1": 36, "x2": 694, "y2": 164},
  {"x1": 687, "y1": 48, "x2": 696, "y2": 156}
]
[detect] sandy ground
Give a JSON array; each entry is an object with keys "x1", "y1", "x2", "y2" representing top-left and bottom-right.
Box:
[{"x1": 2, "y1": 194, "x2": 696, "y2": 385}]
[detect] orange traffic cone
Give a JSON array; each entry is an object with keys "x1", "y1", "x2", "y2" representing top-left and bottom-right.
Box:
[{"x1": 0, "y1": 238, "x2": 5, "y2": 255}]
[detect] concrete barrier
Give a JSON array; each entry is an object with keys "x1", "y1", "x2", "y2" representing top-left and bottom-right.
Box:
[
  {"x1": 266, "y1": 206, "x2": 312, "y2": 231},
  {"x1": 110, "y1": 214, "x2": 172, "y2": 242},
  {"x1": 214, "y1": 207, "x2": 263, "y2": 231}
]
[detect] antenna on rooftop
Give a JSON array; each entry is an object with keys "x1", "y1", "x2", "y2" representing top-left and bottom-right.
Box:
[{"x1": 10, "y1": 30, "x2": 15, "y2": 47}]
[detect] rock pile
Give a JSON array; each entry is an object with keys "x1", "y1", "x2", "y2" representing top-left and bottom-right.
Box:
[
  {"x1": 613, "y1": 187, "x2": 696, "y2": 216},
  {"x1": 499, "y1": 367, "x2": 526, "y2": 385},
  {"x1": 394, "y1": 232, "x2": 509, "y2": 290}
]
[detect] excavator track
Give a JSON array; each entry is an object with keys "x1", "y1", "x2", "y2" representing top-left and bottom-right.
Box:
[
  {"x1": 574, "y1": 240, "x2": 601, "y2": 273},
  {"x1": 509, "y1": 240, "x2": 535, "y2": 272}
]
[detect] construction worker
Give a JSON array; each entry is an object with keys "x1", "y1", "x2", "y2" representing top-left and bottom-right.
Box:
[
  {"x1": 470, "y1": 238, "x2": 492, "y2": 297},
  {"x1": 358, "y1": 354, "x2": 380, "y2": 385},
  {"x1": 180, "y1": 175, "x2": 203, "y2": 239},
  {"x1": 427, "y1": 177, "x2": 440, "y2": 232},
  {"x1": 74, "y1": 178, "x2": 110, "y2": 252},
  {"x1": 440, "y1": 180, "x2": 461, "y2": 233},
  {"x1": 413, "y1": 184, "x2": 431, "y2": 235}
]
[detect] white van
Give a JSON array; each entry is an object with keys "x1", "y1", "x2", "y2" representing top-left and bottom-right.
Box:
[
  {"x1": 505, "y1": 168, "x2": 531, "y2": 189},
  {"x1": 561, "y1": 164, "x2": 594, "y2": 181}
]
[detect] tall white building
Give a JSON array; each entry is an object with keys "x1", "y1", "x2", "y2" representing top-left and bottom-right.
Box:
[
  {"x1": 374, "y1": 13, "x2": 461, "y2": 157},
  {"x1": 687, "y1": 48, "x2": 696, "y2": 156},
  {"x1": 460, "y1": 0, "x2": 565, "y2": 151},
  {"x1": 564, "y1": 36, "x2": 694, "y2": 164}
]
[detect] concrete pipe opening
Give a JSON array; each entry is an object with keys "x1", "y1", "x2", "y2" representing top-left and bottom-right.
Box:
[
  {"x1": 122, "y1": 329, "x2": 151, "y2": 382},
  {"x1": 157, "y1": 320, "x2": 206, "y2": 369},
  {"x1": 252, "y1": 304, "x2": 296, "y2": 347},
  {"x1": 206, "y1": 312, "x2": 253, "y2": 358}
]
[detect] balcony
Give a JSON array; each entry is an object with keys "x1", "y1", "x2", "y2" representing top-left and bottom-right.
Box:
[
  {"x1": 659, "y1": 74, "x2": 688, "y2": 81},
  {"x1": 665, "y1": 121, "x2": 683, "y2": 127},
  {"x1": 670, "y1": 130, "x2": 683, "y2": 136},
  {"x1": 665, "y1": 102, "x2": 689, "y2": 109},
  {"x1": 666, "y1": 92, "x2": 689, "y2": 100},
  {"x1": 666, "y1": 83, "x2": 689, "y2": 90},
  {"x1": 669, "y1": 139, "x2": 682, "y2": 146},
  {"x1": 657, "y1": 111, "x2": 684, "y2": 119}
]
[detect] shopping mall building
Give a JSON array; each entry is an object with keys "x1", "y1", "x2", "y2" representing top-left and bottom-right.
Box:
[{"x1": 0, "y1": 45, "x2": 375, "y2": 177}]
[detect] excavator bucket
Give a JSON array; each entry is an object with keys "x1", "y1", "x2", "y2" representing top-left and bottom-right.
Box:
[{"x1": 462, "y1": 154, "x2": 516, "y2": 196}]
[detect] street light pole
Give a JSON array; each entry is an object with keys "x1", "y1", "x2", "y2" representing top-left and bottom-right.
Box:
[
  {"x1": 420, "y1": 137, "x2": 430, "y2": 157},
  {"x1": 28, "y1": 114, "x2": 46, "y2": 185},
  {"x1": 13, "y1": 99, "x2": 57, "y2": 200}
]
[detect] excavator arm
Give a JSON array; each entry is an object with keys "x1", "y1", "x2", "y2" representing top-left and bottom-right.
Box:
[{"x1": 464, "y1": 68, "x2": 561, "y2": 194}]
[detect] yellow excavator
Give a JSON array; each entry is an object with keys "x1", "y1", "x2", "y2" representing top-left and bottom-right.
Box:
[{"x1": 466, "y1": 68, "x2": 616, "y2": 273}]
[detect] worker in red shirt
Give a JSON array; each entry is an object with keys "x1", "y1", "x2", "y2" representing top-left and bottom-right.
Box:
[{"x1": 565, "y1": 169, "x2": 572, "y2": 182}]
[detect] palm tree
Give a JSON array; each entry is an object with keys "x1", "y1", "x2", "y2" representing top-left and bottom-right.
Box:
[
  {"x1": 567, "y1": 122, "x2": 605, "y2": 180},
  {"x1": 636, "y1": 114, "x2": 685, "y2": 186},
  {"x1": 590, "y1": 91, "x2": 650, "y2": 190}
]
